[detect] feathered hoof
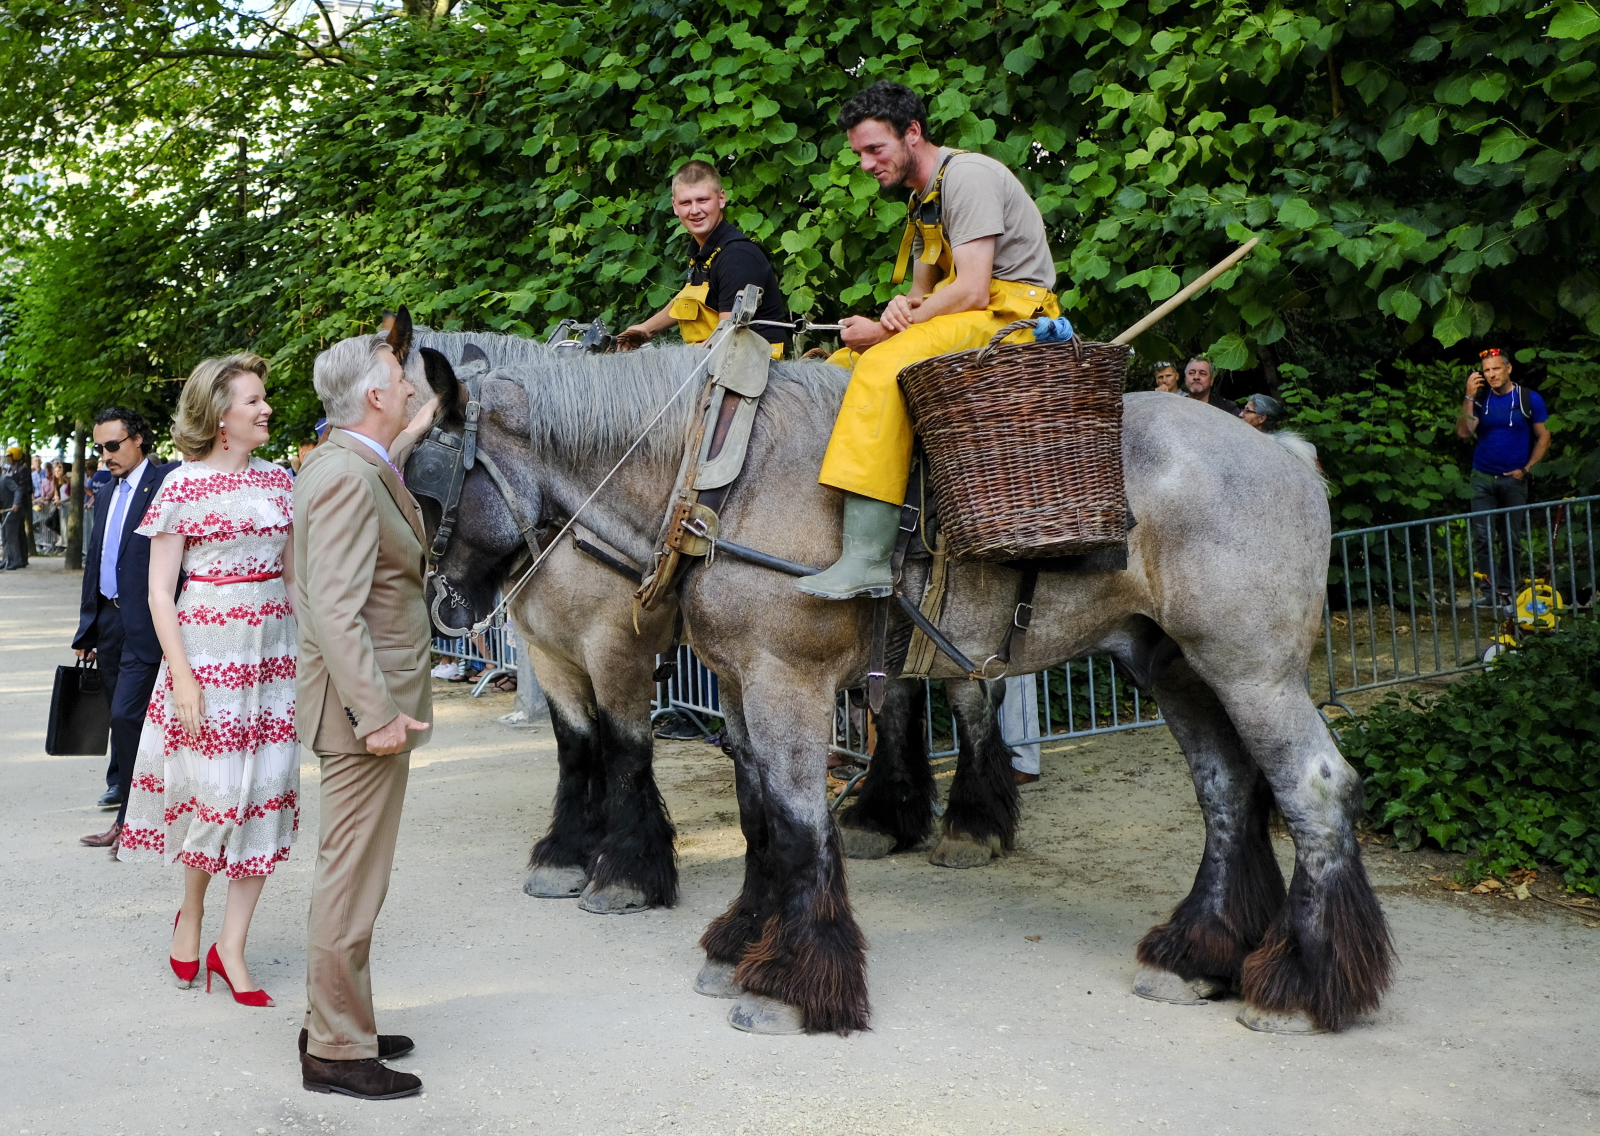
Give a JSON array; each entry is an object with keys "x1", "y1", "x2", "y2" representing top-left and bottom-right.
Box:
[
  {"x1": 727, "y1": 994, "x2": 804, "y2": 1035},
  {"x1": 577, "y1": 880, "x2": 649, "y2": 914},
  {"x1": 523, "y1": 865, "x2": 587, "y2": 898},
  {"x1": 1132, "y1": 965, "x2": 1226, "y2": 1006},
  {"x1": 840, "y1": 827, "x2": 897, "y2": 860},
  {"x1": 928, "y1": 833, "x2": 1001, "y2": 869},
  {"x1": 1236, "y1": 1005, "x2": 1326, "y2": 1034},
  {"x1": 694, "y1": 959, "x2": 742, "y2": 999}
]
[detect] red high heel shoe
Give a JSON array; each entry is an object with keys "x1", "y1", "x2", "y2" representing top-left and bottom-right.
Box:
[
  {"x1": 170, "y1": 911, "x2": 199, "y2": 988},
  {"x1": 205, "y1": 943, "x2": 274, "y2": 1007}
]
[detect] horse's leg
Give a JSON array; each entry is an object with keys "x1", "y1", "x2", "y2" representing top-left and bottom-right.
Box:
[
  {"x1": 726, "y1": 664, "x2": 869, "y2": 1035},
  {"x1": 1223, "y1": 683, "x2": 1394, "y2": 1033},
  {"x1": 577, "y1": 649, "x2": 678, "y2": 914},
  {"x1": 1125, "y1": 633, "x2": 1286, "y2": 1004},
  {"x1": 929, "y1": 679, "x2": 1021, "y2": 868},
  {"x1": 838, "y1": 678, "x2": 935, "y2": 859},
  {"x1": 522, "y1": 647, "x2": 607, "y2": 898},
  {"x1": 696, "y1": 688, "x2": 773, "y2": 998}
]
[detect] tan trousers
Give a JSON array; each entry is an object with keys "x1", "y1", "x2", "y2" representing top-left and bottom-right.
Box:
[{"x1": 303, "y1": 749, "x2": 411, "y2": 1060}]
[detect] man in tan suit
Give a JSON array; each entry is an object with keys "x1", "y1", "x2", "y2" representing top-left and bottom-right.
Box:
[{"x1": 294, "y1": 327, "x2": 436, "y2": 1100}]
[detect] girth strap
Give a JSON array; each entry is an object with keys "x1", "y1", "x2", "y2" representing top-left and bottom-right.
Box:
[
  {"x1": 868, "y1": 498, "x2": 925, "y2": 712},
  {"x1": 996, "y1": 566, "x2": 1040, "y2": 665}
]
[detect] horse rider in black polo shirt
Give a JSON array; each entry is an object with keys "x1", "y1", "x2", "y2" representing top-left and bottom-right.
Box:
[{"x1": 619, "y1": 160, "x2": 789, "y2": 359}]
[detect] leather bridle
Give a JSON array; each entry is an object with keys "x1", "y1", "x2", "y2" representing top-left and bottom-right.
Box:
[{"x1": 408, "y1": 378, "x2": 544, "y2": 635}]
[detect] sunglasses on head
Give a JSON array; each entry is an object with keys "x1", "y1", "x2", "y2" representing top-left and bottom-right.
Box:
[
  {"x1": 92, "y1": 435, "x2": 133, "y2": 456},
  {"x1": 1478, "y1": 348, "x2": 1505, "y2": 359}
]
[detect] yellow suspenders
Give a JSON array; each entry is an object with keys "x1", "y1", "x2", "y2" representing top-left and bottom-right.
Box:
[{"x1": 890, "y1": 149, "x2": 968, "y2": 286}]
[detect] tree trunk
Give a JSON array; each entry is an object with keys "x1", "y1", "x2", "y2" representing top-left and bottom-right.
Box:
[{"x1": 64, "y1": 424, "x2": 87, "y2": 570}]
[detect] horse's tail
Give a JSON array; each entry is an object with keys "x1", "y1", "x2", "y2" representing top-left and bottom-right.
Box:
[{"x1": 1271, "y1": 430, "x2": 1328, "y2": 493}]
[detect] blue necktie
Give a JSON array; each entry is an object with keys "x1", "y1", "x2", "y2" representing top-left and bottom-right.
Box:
[{"x1": 100, "y1": 478, "x2": 132, "y2": 600}]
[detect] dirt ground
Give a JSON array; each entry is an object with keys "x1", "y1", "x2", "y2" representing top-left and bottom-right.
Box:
[{"x1": 4, "y1": 558, "x2": 1598, "y2": 1136}]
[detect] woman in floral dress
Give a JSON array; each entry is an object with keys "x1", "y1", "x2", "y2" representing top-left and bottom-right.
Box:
[{"x1": 119, "y1": 352, "x2": 299, "y2": 1007}]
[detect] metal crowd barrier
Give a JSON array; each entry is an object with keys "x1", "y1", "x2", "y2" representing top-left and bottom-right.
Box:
[
  {"x1": 652, "y1": 645, "x2": 1163, "y2": 767},
  {"x1": 431, "y1": 623, "x2": 520, "y2": 698},
  {"x1": 436, "y1": 495, "x2": 1600, "y2": 795},
  {"x1": 1320, "y1": 494, "x2": 1598, "y2": 716}
]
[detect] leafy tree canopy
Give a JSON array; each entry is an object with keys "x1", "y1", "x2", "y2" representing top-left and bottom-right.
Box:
[{"x1": 4, "y1": 0, "x2": 1599, "y2": 467}]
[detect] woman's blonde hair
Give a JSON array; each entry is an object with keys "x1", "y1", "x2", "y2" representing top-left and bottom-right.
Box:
[{"x1": 171, "y1": 353, "x2": 270, "y2": 461}]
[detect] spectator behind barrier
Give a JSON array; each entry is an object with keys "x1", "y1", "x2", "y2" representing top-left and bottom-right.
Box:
[
  {"x1": 1240, "y1": 393, "x2": 1284, "y2": 431},
  {"x1": 1, "y1": 445, "x2": 28, "y2": 570},
  {"x1": 1182, "y1": 358, "x2": 1240, "y2": 416},
  {"x1": 1454, "y1": 347, "x2": 1550, "y2": 607}
]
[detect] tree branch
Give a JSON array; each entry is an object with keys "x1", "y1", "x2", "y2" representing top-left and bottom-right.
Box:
[
  {"x1": 110, "y1": 46, "x2": 294, "y2": 61},
  {"x1": 310, "y1": 0, "x2": 344, "y2": 52}
]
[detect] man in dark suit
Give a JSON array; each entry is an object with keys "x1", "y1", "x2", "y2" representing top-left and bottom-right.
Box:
[{"x1": 73, "y1": 407, "x2": 178, "y2": 846}]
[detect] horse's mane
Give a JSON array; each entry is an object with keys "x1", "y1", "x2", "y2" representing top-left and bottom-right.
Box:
[
  {"x1": 416, "y1": 328, "x2": 556, "y2": 370},
  {"x1": 417, "y1": 330, "x2": 847, "y2": 466}
]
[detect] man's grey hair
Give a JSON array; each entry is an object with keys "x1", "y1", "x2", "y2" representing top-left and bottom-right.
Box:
[{"x1": 314, "y1": 333, "x2": 394, "y2": 427}]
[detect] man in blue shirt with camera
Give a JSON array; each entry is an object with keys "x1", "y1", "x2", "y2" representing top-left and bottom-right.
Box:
[{"x1": 1455, "y1": 347, "x2": 1550, "y2": 604}]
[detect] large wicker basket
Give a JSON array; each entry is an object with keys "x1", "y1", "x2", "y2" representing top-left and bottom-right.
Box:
[{"x1": 898, "y1": 323, "x2": 1128, "y2": 562}]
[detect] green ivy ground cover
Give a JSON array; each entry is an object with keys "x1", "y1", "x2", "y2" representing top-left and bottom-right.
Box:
[{"x1": 1345, "y1": 617, "x2": 1600, "y2": 892}]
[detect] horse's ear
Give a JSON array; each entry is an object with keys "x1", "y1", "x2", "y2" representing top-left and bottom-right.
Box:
[
  {"x1": 383, "y1": 305, "x2": 414, "y2": 363},
  {"x1": 419, "y1": 346, "x2": 464, "y2": 424}
]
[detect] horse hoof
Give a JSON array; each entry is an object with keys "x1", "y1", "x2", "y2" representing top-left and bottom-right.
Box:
[
  {"x1": 694, "y1": 960, "x2": 742, "y2": 999},
  {"x1": 577, "y1": 880, "x2": 650, "y2": 914},
  {"x1": 1132, "y1": 965, "x2": 1225, "y2": 1005},
  {"x1": 1236, "y1": 1005, "x2": 1326, "y2": 1034},
  {"x1": 523, "y1": 865, "x2": 587, "y2": 898},
  {"x1": 841, "y1": 827, "x2": 897, "y2": 860},
  {"x1": 728, "y1": 994, "x2": 803, "y2": 1035},
  {"x1": 928, "y1": 833, "x2": 1000, "y2": 869}
]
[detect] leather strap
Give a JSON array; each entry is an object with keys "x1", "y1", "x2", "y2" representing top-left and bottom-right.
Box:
[
  {"x1": 996, "y1": 566, "x2": 1039, "y2": 665},
  {"x1": 867, "y1": 599, "x2": 890, "y2": 714}
]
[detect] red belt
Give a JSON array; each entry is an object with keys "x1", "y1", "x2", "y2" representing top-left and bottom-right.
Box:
[{"x1": 186, "y1": 570, "x2": 283, "y2": 585}]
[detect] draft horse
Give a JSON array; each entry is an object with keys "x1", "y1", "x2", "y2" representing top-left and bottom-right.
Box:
[{"x1": 414, "y1": 341, "x2": 1392, "y2": 1035}]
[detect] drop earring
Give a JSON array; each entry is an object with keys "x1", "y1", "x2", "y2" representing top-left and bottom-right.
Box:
[{"x1": 220, "y1": 425, "x2": 229, "y2": 451}]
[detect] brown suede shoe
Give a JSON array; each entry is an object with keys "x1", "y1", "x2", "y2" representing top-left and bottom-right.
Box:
[
  {"x1": 301, "y1": 1053, "x2": 421, "y2": 1099},
  {"x1": 79, "y1": 822, "x2": 122, "y2": 848},
  {"x1": 298, "y1": 1028, "x2": 414, "y2": 1061}
]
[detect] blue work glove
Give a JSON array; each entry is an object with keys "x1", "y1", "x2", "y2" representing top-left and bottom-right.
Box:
[{"x1": 1033, "y1": 316, "x2": 1075, "y2": 343}]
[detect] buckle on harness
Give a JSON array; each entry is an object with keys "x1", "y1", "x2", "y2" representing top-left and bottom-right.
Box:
[{"x1": 1012, "y1": 601, "x2": 1034, "y2": 631}]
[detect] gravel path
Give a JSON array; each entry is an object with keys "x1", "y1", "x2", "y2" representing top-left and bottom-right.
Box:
[{"x1": 3, "y1": 558, "x2": 1597, "y2": 1135}]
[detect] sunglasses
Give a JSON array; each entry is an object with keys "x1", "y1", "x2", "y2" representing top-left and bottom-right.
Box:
[
  {"x1": 1478, "y1": 348, "x2": 1505, "y2": 359},
  {"x1": 92, "y1": 435, "x2": 133, "y2": 456}
]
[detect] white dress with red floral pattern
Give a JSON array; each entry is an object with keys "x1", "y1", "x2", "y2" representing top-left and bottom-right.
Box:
[{"x1": 118, "y1": 458, "x2": 300, "y2": 878}]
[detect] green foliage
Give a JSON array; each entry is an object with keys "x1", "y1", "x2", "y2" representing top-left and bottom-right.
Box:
[
  {"x1": 1281, "y1": 360, "x2": 1470, "y2": 526},
  {"x1": 5, "y1": 0, "x2": 1600, "y2": 447},
  {"x1": 1520, "y1": 349, "x2": 1600, "y2": 495},
  {"x1": 0, "y1": 193, "x2": 210, "y2": 445},
  {"x1": 1346, "y1": 618, "x2": 1600, "y2": 893},
  {"x1": 211, "y1": 0, "x2": 1600, "y2": 405}
]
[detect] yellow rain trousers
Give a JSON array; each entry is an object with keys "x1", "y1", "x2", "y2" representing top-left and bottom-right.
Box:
[{"x1": 818, "y1": 277, "x2": 1059, "y2": 504}]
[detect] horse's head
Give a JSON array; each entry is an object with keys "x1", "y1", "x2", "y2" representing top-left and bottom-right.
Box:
[{"x1": 408, "y1": 344, "x2": 545, "y2": 637}]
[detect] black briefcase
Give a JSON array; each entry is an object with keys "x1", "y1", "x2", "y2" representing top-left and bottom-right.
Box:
[{"x1": 45, "y1": 659, "x2": 112, "y2": 756}]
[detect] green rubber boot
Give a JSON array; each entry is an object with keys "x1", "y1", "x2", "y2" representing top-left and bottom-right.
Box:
[{"x1": 795, "y1": 492, "x2": 901, "y2": 600}]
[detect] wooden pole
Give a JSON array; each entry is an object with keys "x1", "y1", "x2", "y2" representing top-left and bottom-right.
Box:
[{"x1": 1111, "y1": 237, "x2": 1260, "y2": 346}]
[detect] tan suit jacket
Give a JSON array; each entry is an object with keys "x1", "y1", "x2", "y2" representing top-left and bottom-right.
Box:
[{"x1": 293, "y1": 428, "x2": 433, "y2": 753}]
